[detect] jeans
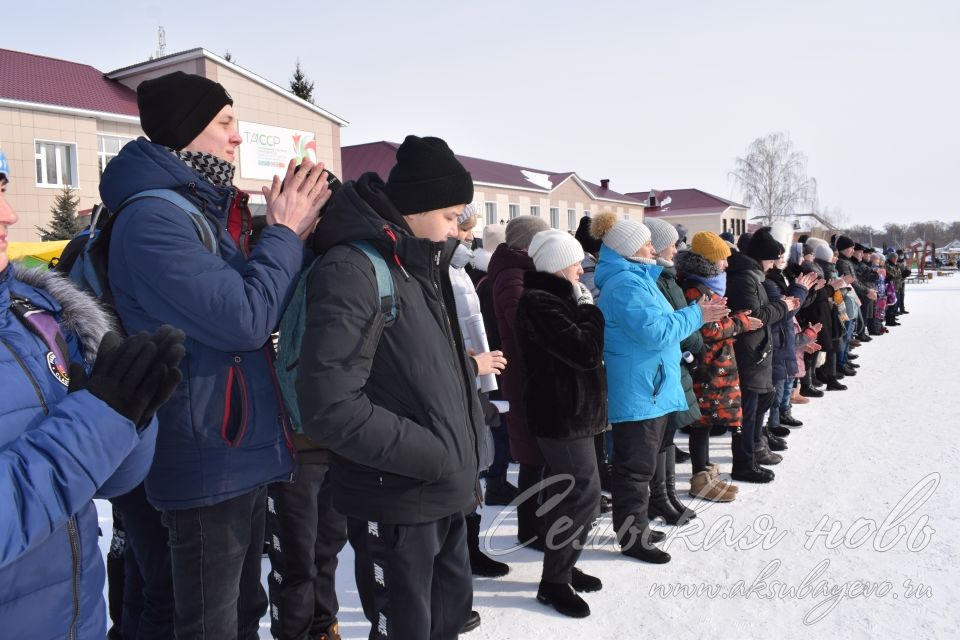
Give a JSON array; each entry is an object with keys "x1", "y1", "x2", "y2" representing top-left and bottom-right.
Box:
[
  {"x1": 162, "y1": 486, "x2": 269, "y2": 640},
  {"x1": 111, "y1": 483, "x2": 174, "y2": 640},
  {"x1": 838, "y1": 320, "x2": 856, "y2": 366},
  {"x1": 766, "y1": 377, "x2": 793, "y2": 427}
]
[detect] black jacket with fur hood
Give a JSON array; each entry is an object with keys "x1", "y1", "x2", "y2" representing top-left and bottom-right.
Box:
[{"x1": 516, "y1": 270, "x2": 607, "y2": 440}]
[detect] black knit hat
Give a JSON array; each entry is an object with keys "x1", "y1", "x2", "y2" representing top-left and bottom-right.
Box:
[
  {"x1": 746, "y1": 227, "x2": 785, "y2": 261},
  {"x1": 574, "y1": 215, "x2": 601, "y2": 255},
  {"x1": 384, "y1": 135, "x2": 473, "y2": 215},
  {"x1": 836, "y1": 235, "x2": 855, "y2": 251},
  {"x1": 137, "y1": 72, "x2": 234, "y2": 150}
]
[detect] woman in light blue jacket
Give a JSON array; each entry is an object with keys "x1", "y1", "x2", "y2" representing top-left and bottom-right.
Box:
[{"x1": 591, "y1": 212, "x2": 728, "y2": 564}]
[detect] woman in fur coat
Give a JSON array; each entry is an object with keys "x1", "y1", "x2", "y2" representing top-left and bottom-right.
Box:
[{"x1": 516, "y1": 229, "x2": 607, "y2": 618}]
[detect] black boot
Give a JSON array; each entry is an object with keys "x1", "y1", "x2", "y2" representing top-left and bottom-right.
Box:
[
  {"x1": 780, "y1": 412, "x2": 803, "y2": 427},
  {"x1": 664, "y1": 445, "x2": 696, "y2": 523},
  {"x1": 769, "y1": 425, "x2": 792, "y2": 438},
  {"x1": 484, "y1": 477, "x2": 519, "y2": 506},
  {"x1": 466, "y1": 513, "x2": 509, "y2": 578},
  {"x1": 460, "y1": 610, "x2": 481, "y2": 633},
  {"x1": 764, "y1": 427, "x2": 788, "y2": 451},
  {"x1": 620, "y1": 530, "x2": 671, "y2": 564},
  {"x1": 516, "y1": 493, "x2": 545, "y2": 552},
  {"x1": 731, "y1": 463, "x2": 775, "y2": 483},
  {"x1": 571, "y1": 567, "x2": 603, "y2": 593},
  {"x1": 537, "y1": 582, "x2": 591, "y2": 618},
  {"x1": 800, "y1": 384, "x2": 824, "y2": 398},
  {"x1": 648, "y1": 450, "x2": 684, "y2": 525},
  {"x1": 674, "y1": 447, "x2": 691, "y2": 463},
  {"x1": 825, "y1": 379, "x2": 847, "y2": 391}
]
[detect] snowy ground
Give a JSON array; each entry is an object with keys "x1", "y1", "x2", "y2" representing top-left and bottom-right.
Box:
[{"x1": 97, "y1": 276, "x2": 960, "y2": 639}]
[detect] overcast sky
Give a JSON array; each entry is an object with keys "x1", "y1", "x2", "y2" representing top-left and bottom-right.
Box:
[{"x1": 5, "y1": 0, "x2": 958, "y2": 226}]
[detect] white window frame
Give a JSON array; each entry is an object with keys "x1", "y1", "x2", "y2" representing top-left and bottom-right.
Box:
[
  {"x1": 530, "y1": 205, "x2": 540, "y2": 218},
  {"x1": 484, "y1": 202, "x2": 498, "y2": 225},
  {"x1": 97, "y1": 134, "x2": 135, "y2": 175},
  {"x1": 567, "y1": 208, "x2": 577, "y2": 230},
  {"x1": 509, "y1": 203, "x2": 520, "y2": 220},
  {"x1": 549, "y1": 207, "x2": 560, "y2": 229},
  {"x1": 35, "y1": 139, "x2": 79, "y2": 188}
]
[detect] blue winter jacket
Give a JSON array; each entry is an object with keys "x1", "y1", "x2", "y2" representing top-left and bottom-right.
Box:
[
  {"x1": 101, "y1": 138, "x2": 304, "y2": 510},
  {"x1": 595, "y1": 246, "x2": 703, "y2": 423},
  {"x1": 0, "y1": 265, "x2": 155, "y2": 639}
]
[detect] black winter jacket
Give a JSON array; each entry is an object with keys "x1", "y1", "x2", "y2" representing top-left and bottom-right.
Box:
[
  {"x1": 655, "y1": 260, "x2": 704, "y2": 430},
  {"x1": 725, "y1": 252, "x2": 788, "y2": 393},
  {"x1": 516, "y1": 271, "x2": 607, "y2": 440},
  {"x1": 298, "y1": 173, "x2": 484, "y2": 524}
]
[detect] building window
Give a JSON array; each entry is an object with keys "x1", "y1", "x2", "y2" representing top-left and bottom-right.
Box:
[
  {"x1": 509, "y1": 204, "x2": 520, "y2": 219},
  {"x1": 583, "y1": 207, "x2": 591, "y2": 218},
  {"x1": 484, "y1": 202, "x2": 498, "y2": 225},
  {"x1": 723, "y1": 219, "x2": 728, "y2": 233},
  {"x1": 35, "y1": 140, "x2": 78, "y2": 187},
  {"x1": 98, "y1": 135, "x2": 135, "y2": 175},
  {"x1": 568, "y1": 209, "x2": 577, "y2": 230},
  {"x1": 530, "y1": 205, "x2": 540, "y2": 217},
  {"x1": 549, "y1": 207, "x2": 560, "y2": 229}
]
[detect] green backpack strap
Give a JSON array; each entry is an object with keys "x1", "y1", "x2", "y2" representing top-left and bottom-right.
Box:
[
  {"x1": 275, "y1": 240, "x2": 397, "y2": 434},
  {"x1": 348, "y1": 240, "x2": 397, "y2": 322}
]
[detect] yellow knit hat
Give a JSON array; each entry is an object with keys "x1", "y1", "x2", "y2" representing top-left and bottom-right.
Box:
[{"x1": 690, "y1": 231, "x2": 732, "y2": 263}]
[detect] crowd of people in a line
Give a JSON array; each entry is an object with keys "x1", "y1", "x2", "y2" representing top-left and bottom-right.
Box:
[{"x1": 0, "y1": 71, "x2": 913, "y2": 640}]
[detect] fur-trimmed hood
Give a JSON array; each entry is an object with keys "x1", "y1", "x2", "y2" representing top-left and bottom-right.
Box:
[
  {"x1": 11, "y1": 265, "x2": 114, "y2": 363},
  {"x1": 675, "y1": 250, "x2": 720, "y2": 278}
]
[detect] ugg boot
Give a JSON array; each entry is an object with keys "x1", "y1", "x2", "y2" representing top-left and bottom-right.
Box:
[
  {"x1": 537, "y1": 582, "x2": 591, "y2": 618},
  {"x1": 466, "y1": 513, "x2": 510, "y2": 577},
  {"x1": 688, "y1": 471, "x2": 737, "y2": 502},
  {"x1": 791, "y1": 386, "x2": 810, "y2": 404},
  {"x1": 648, "y1": 451, "x2": 685, "y2": 525}
]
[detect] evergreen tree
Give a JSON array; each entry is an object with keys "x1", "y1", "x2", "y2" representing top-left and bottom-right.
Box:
[
  {"x1": 224, "y1": 50, "x2": 234, "y2": 62},
  {"x1": 36, "y1": 186, "x2": 83, "y2": 240},
  {"x1": 289, "y1": 59, "x2": 315, "y2": 104}
]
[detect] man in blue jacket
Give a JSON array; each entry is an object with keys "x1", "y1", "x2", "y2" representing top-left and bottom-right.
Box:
[
  {"x1": 0, "y1": 149, "x2": 184, "y2": 638},
  {"x1": 100, "y1": 72, "x2": 332, "y2": 639}
]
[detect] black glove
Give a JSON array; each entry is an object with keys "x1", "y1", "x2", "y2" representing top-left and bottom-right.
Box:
[{"x1": 68, "y1": 326, "x2": 186, "y2": 427}]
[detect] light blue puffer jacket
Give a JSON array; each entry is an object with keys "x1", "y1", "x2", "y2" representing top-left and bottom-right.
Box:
[{"x1": 594, "y1": 246, "x2": 702, "y2": 423}]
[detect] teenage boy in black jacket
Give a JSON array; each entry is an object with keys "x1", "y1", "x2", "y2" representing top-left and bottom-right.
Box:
[{"x1": 298, "y1": 136, "x2": 485, "y2": 639}]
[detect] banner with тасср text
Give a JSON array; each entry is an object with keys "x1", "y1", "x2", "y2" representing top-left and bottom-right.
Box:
[{"x1": 237, "y1": 121, "x2": 317, "y2": 181}]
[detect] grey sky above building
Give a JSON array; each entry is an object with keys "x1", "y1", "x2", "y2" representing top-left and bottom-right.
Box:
[{"x1": 5, "y1": 0, "x2": 958, "y2": 226}]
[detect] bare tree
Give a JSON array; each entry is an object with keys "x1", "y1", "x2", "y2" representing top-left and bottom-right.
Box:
[{"x1": 730, "y1": 132, "x2": 817, "y2": 225}]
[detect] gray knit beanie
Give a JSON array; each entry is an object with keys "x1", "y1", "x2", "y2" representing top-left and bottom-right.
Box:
[
  {"x1": 505, "y1": 215, "x2": 550, "y2": 250},
  {"x1": 529, "y1": 230, "x2": 585, "y2": 274},
  {"x1": 644, "y1": 218, "x2": 680, "y2": 254},
  {"x1": 590, "y1": 211, "x2": 651, "y2": 258}
]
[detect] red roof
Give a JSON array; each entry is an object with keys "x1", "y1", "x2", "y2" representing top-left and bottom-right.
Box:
[
  {"x1": 0, "y1": 48, "x2": 139, "y2": 116},
  {"x1": 343, "y1": 141, "x2": 642, "y2": 204},
  {"x1": 625, "y1": 188, "x2": 746, "y2": 217}
]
